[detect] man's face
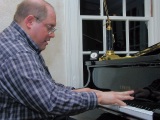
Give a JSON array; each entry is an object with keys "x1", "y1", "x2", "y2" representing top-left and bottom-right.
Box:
[{"x1": 31, "y1": 8, "x2": 56, "y2": 51}]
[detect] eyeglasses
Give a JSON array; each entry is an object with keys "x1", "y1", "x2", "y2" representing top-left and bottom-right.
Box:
[
  {"x1": 34, "y1": 16, "x2": 57, "y2": 35},
  {"x1": 45, "y1": 24, "x2": 57, "y2": 35}
]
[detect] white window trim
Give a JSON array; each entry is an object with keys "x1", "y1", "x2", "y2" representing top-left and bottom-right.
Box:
[
  {"x1": 152, "y1": 0, "x2": 160, "y2": 44},
  {"x1": 64, "y1": 0, "x2": 83, "y2": 88}
]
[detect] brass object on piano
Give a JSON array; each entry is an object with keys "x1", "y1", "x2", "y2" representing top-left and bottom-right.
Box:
[
  {"x1": 99, "y1": 50, "x2": 133, "y2": 61},
  {"x1": 99, "y1": 0, "x2": 121, "y2": 61},
  {"x1": 99, "y1": 50, "x2": 120, "y2": 60}
]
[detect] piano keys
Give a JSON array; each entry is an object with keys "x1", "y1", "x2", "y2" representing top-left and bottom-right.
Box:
[
  {"x1": 99, "y1": 104, "x2": 153, "y2": 120},
  {"x1": 99, "y1": 98, "x2": 160, "y2": 120}
]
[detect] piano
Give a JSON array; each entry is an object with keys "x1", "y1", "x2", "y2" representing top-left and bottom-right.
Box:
[{"x1": 85, "y1": 43, "x2": 160, "y2": 120}]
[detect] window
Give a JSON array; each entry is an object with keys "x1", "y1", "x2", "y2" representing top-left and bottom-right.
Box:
[{"x1": 80, "y1": 0, "x2": 152, "y2": 87}]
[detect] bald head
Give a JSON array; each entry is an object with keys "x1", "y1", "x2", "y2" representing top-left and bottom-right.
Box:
[{"x1": 14, "y1": 0, "x2": 55, "y2": 23}]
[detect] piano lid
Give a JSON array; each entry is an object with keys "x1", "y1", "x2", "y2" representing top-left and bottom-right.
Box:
[{"x1": 134, "y1": 42, "x2": 160, "y2": 57}]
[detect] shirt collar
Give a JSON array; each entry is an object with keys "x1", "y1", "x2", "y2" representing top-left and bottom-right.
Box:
[{"x1": 11, "y1": 21, "x2": 41, "y2": 54}]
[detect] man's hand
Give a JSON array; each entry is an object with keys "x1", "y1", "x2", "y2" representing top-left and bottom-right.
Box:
[
  {"x1": 96, "y1": 90, "x2": 134, "y2": 106},
  {"x1": 73, "y1": 88, "x2": 134, "y2": 106}
]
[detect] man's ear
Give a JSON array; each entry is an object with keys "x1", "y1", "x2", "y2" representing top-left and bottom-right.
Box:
[{"x1": 24, "y1": 15, "x2": 35, "y2": 29}]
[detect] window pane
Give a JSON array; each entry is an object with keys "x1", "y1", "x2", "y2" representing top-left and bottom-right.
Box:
[
  {"x1": 129, "y1": 21, "x2": 148, "y2": 51},
  {"x1": 126, "y1": 0, "x2": 144, "y2": 16},
  {"x1": 82, "y1": 20, "x2": 103, "y2": 51},
  {"x1": 104, "y1": 0, "x2": 122, "y2": 16},
  {"x1": 111, "y1": 21, "x2": 126, "y2": 51},
  {"x1": 80, "y1": 0, "x2": 100, "y2": 15}
]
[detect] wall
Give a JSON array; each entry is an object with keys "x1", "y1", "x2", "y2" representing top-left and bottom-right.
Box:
[
  {"x1": 42, "y1": 0, "x2": 67, "y2": 85},
  {"x1": 0, "y1": 0, "x2": 67, "y2": 85}
]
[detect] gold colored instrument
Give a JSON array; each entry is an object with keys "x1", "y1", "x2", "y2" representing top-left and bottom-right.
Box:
[{"x1": 99, "y1": 0, "x2": 120, "y2": 61}]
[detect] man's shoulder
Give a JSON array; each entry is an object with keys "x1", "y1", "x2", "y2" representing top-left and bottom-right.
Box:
[
  {"x1": 0, "y1": 23, "x2": 38, "y2": 64},
  {"x1": 0, "y1": 33, "x2": 29, "y2": 52},
  {"x1": 0, "y1": 32, "x2": 36, "y2": 64}
]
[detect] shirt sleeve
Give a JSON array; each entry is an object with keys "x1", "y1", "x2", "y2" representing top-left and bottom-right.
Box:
[{"x1": 1, "y1": 51, "x2": 98, "y2": 115}]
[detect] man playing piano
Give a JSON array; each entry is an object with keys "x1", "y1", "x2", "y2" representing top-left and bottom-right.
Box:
[{"x1": 0, "y1": 0, "x2": 134, "y2": 120}]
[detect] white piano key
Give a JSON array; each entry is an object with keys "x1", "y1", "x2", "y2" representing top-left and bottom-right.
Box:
[
  {"x1": 99, "y1": 105, "x2": 153, "y2": 120},
  {"x1": 120, "y1": 106, "x2": 153, "y2": 120}
]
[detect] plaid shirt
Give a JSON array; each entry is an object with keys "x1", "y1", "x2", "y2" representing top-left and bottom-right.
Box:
[{"x1": 0, "y1": 21, "x2": 97, "y2": 120}]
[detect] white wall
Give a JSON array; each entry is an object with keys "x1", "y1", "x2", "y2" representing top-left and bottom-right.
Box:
[
  {"x1": 42, "y1": 0, "x2": 67, "y2": 85},
  {"x1": 0, "y1": 0, "x2": 68, "y2": 85},
  {"x1": 0, "y1": 0, "x2": 20, "y2": 31}
]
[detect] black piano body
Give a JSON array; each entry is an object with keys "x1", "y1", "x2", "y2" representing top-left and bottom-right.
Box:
[
  {"x1": 85, "y1": 54, "x2": 160, "y2": 91},
  {"x1": 85, "y1": 53, "x2": 160, "y2": 120}
]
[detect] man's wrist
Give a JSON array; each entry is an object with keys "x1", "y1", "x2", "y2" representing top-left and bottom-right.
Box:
[{"x1": 95, "y1": 91, "x2": 103, "y2": 104}]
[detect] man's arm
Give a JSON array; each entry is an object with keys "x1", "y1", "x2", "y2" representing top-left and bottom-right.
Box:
[{"x1": 1, "y1": 52, "x2": 97, "y2": 115}]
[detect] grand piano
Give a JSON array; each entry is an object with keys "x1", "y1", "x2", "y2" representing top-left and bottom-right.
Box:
[{"x1": 85, "y1": 43, "x2": 160, "y2": 120}]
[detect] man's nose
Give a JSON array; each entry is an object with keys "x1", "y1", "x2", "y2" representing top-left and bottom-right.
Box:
[{"x1": 49, "y1": 32, "x2": 55, "y2": 38}]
